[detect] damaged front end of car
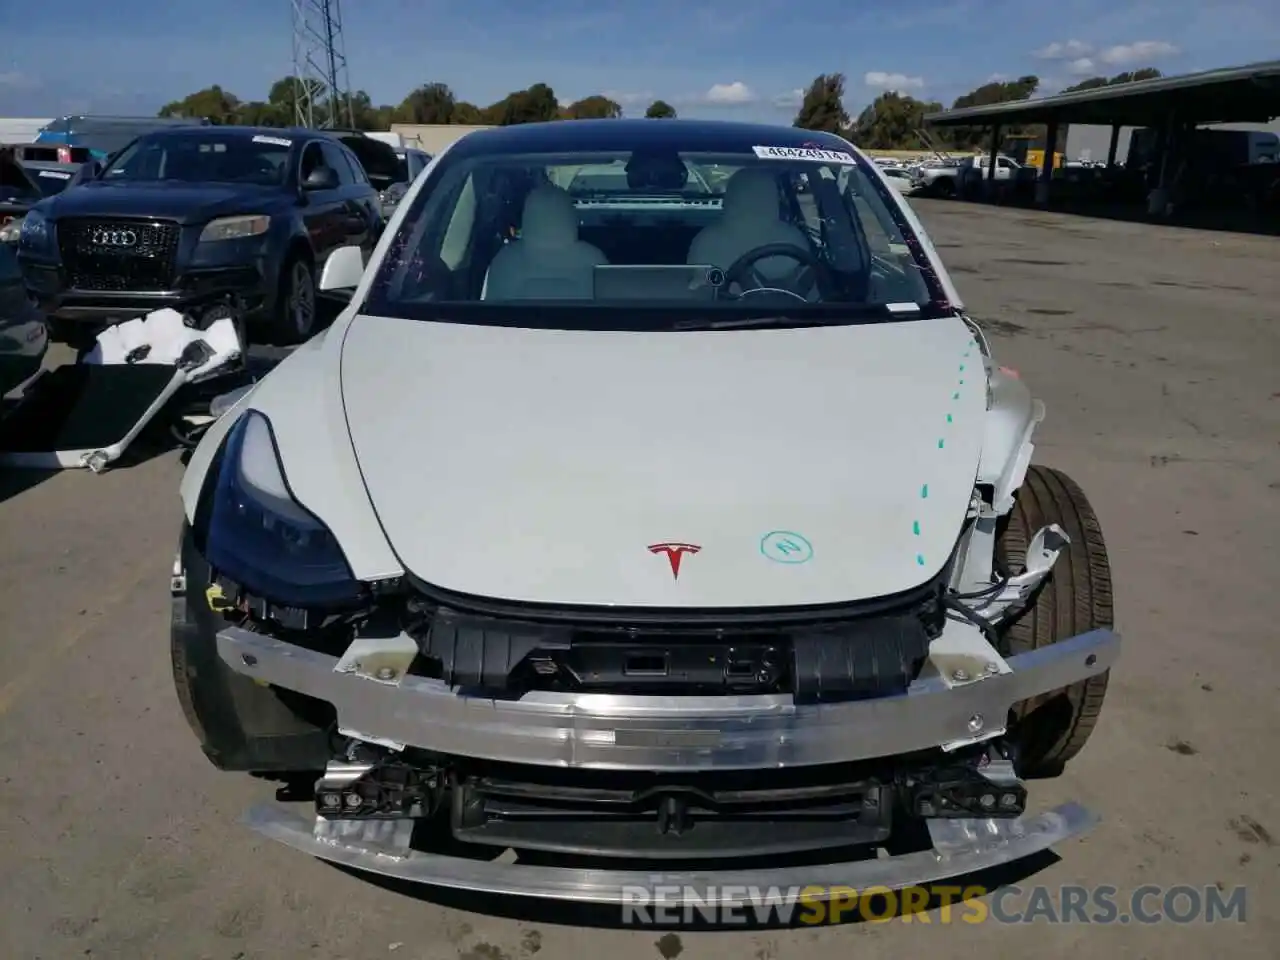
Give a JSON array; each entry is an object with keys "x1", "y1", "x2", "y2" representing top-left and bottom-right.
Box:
[{"x1": 172, "y1": 410, "x2": 1119, "y2": 903}]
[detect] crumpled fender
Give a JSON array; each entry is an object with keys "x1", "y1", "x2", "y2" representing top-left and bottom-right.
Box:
[{"x1": 977, "y1": 366, "x2": 1043, "y2": 514}]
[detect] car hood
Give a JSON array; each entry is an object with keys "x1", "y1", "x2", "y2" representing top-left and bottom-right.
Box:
[
  {"x1": 47, "y1": 181, "x2": 283, "y2": 224},
  {"x1": 339, "y1": 313, "x2": 988, "y2": 608}
]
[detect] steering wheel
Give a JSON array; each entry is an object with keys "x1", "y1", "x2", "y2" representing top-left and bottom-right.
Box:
[{"x1": 723, "y1": 242, "x2": 826, "y2": 301}]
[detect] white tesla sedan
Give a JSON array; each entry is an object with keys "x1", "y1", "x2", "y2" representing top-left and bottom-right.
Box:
[{"x1": 171, "y1": 118, "x2": 1119, "y2": 903}]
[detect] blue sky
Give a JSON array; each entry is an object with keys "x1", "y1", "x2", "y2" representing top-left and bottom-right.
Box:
[{"x1": 2, "y1": 0, "x2": 1278, "y2": 120}]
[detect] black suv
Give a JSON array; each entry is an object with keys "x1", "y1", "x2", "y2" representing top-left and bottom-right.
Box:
[{"x1": 17, "y1": 126, "x2": 390, "y2": 345}]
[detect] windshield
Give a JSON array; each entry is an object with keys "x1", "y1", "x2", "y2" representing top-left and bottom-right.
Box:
[
  {"x1": 102, "y1": 133, "x2": 290, "y2": 186},
  {"x1": 364, "y1": 139, "x2": 946, "y2": 330}
]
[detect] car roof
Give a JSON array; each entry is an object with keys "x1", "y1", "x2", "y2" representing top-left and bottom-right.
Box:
[
  {"x1": 448, "y1": 118, "x2": 858, "y2": 159},
  {"x1": 131, "y1": 125, "x2": 324, "y2": 144}
]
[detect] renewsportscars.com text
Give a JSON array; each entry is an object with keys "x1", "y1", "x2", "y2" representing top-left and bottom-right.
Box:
[{"x1": 621, "y1": 884, "x2": 1248, "y2": 926}]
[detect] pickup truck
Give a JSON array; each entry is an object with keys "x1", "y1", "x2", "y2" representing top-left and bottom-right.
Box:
[{"x1": 912, "y1": 154, "x2": 1024, "y2": 196}]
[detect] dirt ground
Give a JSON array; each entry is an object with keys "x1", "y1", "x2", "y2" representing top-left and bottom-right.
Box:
[{"x1": 1, "y1": 199, "x2": 1277, "y2": 959}]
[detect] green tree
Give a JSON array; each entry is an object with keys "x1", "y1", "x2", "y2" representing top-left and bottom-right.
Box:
[
  {"x1": 851, "y1": 92, "x2": 944, "y2": 150},
  {"x1": 1060, "y1": 76, "x2": 1111, "y2": 93},
  {"x1": 564, "y1": 95, "x2": 622, "y2": 119},
  {"x1": 1109, "y1": 67, "x2": 1161, "y2": 84},
  {"x1": 345, "y1": 90, "x2": 383, "y2": 130},
  {"x1": 398, "y1": 82, "x2": 458, "y2": 124},
  {"x1": 793, "y1": 74, "x2": 849, "y2": 133},
  {"x1": 452, "y1": 101, "x2": 485, "y2": 124},
  {"x1": 943, "y1": 75, "x2": 1040, "y2": 150},
  {"x1": 494, "y1": 83, "x2": 560, "y2": 124},
  {"x1": 157, "y1": 85, "x2": 241, "y2": 124},
  {"x1": 234, "y1": 100, "x2": 287, "y2": 126},
  {"x1": 1061, "y1": 69, "x2": 1160, "y2": 95},
  {"x1": 645, "y1": 99, "x2": 677, "y2": 119},
  {"x1": 258, "y1": 75, "x2": 329, "y2": 125}
]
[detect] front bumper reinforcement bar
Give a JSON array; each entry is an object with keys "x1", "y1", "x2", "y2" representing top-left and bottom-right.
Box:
[
  {"x1": 217, "y1": 625, "x2": 1120, "y2": 771},
  {"x1": 244, "y1": 800, "x2": 1098, "y2": 904}
]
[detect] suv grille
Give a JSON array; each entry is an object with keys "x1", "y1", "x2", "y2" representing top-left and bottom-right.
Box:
[{"x1": 57, "y1": 218, "x2": 181, "y2": 292}]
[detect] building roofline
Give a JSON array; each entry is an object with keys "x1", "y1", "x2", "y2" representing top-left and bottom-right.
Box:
[{"x1": 924, "y1": 60, "x2": 1280, "y2": 126}]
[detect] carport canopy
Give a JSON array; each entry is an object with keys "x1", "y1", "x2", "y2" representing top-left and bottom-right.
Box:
[{"x1": 923, "y1": 60, "x2": 1280, "y2": 128}]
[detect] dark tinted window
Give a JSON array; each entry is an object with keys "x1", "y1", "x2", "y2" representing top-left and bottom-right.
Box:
[
  {"x1": 105, "y1": 131, "x2": 292, "y2": 186},
  {"x1": 298, "y1": 141, "x2": 326, "y2": 183},
  {"x1": 339, "y1": 136, "x2": 401, "y2": 189},
  {"x1": 341, "y1": 145, "x2": 370, "y2": 185},
  {"x1": 320, "y1": 142, "x2": 355, "y2": 184}
]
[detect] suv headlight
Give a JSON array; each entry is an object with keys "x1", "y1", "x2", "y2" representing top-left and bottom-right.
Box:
[
  {"x1": 199, "y1": 215, "x2": 270, "y2": 243},
  {"x1": 204, "y1": 410, "x2": 362, "y2": 608},
  {"x1": 18, "y1": 210, "x2": 49, "y2": 248}
]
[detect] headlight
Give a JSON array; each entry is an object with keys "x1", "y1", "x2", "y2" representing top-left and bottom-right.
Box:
[
  {"x1": 0, "y1": 216, "x2": 22, "y2": 244},
  {"x1": 18, "y1": 210, "x2": 49, "y2": 247},
  {"x1": 204, "y1": 410, "x2": 363, "y2": 608},
  {"x1": 199, "y1": 215, "x2": 270, "y2": 243}
]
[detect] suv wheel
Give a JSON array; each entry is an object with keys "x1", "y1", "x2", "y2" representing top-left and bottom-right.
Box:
[{"x1": 270, "y1": 256, "x2": 317, "y2": 346}]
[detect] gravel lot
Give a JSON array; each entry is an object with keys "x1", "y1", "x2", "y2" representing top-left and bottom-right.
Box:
[{"x1": 1, "y1": 198, "x2": 1277, "y2": 960}]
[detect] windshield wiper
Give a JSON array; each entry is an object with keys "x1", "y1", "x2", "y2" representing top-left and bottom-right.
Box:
[{"x1": 672, "y1": 315, "x2": 835, "y2": 331}]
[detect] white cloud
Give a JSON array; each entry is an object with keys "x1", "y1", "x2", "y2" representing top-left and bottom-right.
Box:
[
  {"x1": 864, "y1": 71, "x2": 925, "y2": 91},
  {"x1": 702, "y1": 81, "x2": 756, "y2": 105},
  {"x1": 1067, "y1": 57, "x2": 1097, "y2": 75},
  {"x1": 771, "y1": 88, "x2": 804, "y2": 109},
  {"x1": 985, "y1": 72, "x2": 1009, "y2": 83},
  {"x1": 1033, "y1": 39, "x2": 1094, "y2": 60},
  {"x1": 1097, "y1": 40, "x2": 1180, "y2": 65}
]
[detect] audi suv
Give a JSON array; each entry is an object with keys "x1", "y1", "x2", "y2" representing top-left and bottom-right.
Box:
[{"x1": 17, "y1": 125, "x2": 387, "y2": 346}]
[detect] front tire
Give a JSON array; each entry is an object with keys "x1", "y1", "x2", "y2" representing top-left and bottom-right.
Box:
[
  {"x1": 265, "y1": 254, "x2": 317, "y2": 347},
  {"x1": 996, "y1": 465, "x2": 1114, "y2": 778}
]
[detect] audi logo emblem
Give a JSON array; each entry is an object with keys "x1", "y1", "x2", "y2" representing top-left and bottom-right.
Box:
[{"x1": 90, "y1": 228, "x2": 138, "y2": 248}]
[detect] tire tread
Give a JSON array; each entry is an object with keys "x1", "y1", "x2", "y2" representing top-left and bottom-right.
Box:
[{"x1": 997, "y1": 465, "x2": 1113, "y2": 775}]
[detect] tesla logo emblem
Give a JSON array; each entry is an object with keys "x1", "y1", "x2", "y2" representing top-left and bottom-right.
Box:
[{"x1": 648, "y1": 542, "x2": 701, "y2": 580}]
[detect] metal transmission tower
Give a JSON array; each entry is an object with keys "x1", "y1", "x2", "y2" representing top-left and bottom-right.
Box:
[{"x1": 290, "y1": 0, "x2": 355, "y2": 129}]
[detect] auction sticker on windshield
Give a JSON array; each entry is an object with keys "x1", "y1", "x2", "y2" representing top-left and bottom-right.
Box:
[
  {"x1": 253, "y1": 135, "x2": 293, "y2": 147},
  {"x1": 753, "y1": 146, "x2": 857, "y2": 164}
]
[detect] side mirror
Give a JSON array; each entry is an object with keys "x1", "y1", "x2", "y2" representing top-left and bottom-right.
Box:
[
  {"x1": 303, "y1": 165, "x2": 339, "y2": 191},
  {"x1": 318, "y1": 244, "x2": 364, "y2": 297},
  {"x1": 73, "y1": 160, "x2": 102, "y2": 186}
]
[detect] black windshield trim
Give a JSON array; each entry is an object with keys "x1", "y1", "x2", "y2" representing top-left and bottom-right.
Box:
[{"x1": 352, "y1": 299, "x2": 956, "y2": 331}]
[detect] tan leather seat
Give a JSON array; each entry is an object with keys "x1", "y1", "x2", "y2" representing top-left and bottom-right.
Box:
[
  {"x1": 686, "y1": 168, "x2": 812, "y2": 283},
  {"x1": 483, "y1": 185, "x2": 608, "y2": 300}
]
